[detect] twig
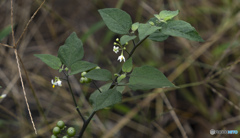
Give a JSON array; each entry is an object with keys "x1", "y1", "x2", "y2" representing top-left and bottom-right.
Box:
[
  {"x1": 15, "y1": 0, "x2": 46, "y2": 47},
  {"x1": 11, "y1": 0, "x2": 15, "y2": 47},
  {"x1": 160, "y1": 92, "x2": 188, "y2": 138},
  {"x1": 0, "y1": 43, "x2": 13, "y2": 48},
  {"x1": 14, "y1": 49, "x2": 37, "y2": 134}
]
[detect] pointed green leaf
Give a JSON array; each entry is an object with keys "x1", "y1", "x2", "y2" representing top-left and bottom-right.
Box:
[
  {"x1": 98, "y1": 8, "x2": 132, "y2": 34},
  {"x1": 148, "y1": 30, "x2": 169, "y2": 42},
  {"x1": 69, "y1": 61, "x2": 97, "y2": 75},
  {"x1": 138, "y1": 24, "x2": 161, "y2": 40},
  {"x1": 162, "y1": 20, "x2": 204, "y2": 42},
  {"x1": 85, "y1": 69, "x2": 111, "y2": 81},
  {"x1": 122, "y1": 57, "x2": 132, "y2": 73},
  {"x1": 159, "y1": 10, "x2": 179, "y2": 21},
  {"x1": 34, "y1": 54, "x2": 61, "y2": 70},
  {"x1": 90, "y1": 88, "x2": 122, "y2": 111},
  {"x1": 58, "y1": 32, "x2": 84, "y2": 68},
  {"x1": 128, "y1": 66, "x2": 175, "y2": 91},
  {"x1": 120, "y1": 35, "x2": 136, "y2": 45},
  {"x1": 0, "y1": 25, "x2": 12, "y2": 41}
]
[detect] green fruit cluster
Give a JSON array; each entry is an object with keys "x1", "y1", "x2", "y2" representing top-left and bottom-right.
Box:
[
  {"x1": 79, "y1": 66, "x2": 101, "y2": 84},
  {"x1": 51, "y1": 120, "x2": 76, "y2": 138}
]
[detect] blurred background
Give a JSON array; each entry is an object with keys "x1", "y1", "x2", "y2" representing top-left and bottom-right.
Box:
[{"x1": 0, "y1": 0, "x2": 240, "y2": 137}]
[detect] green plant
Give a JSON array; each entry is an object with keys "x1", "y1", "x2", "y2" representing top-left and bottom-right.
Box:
[{"x1": 35, "y1": 8, "x2": 203, "y2": 137}]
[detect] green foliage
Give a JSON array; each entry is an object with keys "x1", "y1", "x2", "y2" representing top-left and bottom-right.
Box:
[
  {"x1": 138, "y1": 23, "x2": 161, "y2": 40},
  {"x1": 161, "y1": 20, "x2": 204, "y2": 42},
  {"x1": 70, "y1": 61, "x2": 97, "y2": 75},
  {"x1": 120, "y1": 35, "x2": 136, "y2": 45},
  {"x1": 154, "y1": 10, "x2": 179, "y2": 22},
  {"x1": 34, "y1": 54, "x2": 62, "y2": 70},
  {"x1": 128, "y1": 66, "x2": 175, "y2": 90},
  {"x1": 90, "y1": 88, "x2": 122, "y2": 111},
  {"x1": 98, "y1": 8, "x2": 132, "y2": 34},
  {"x1": 0, "y1": 25, "x2": 12, "y2": 41},
  {"x1": 58, "y1": 32, "x2": 84, "y2": 68},
  {"x1": 117, "y1": 73, "x2": 126, "y2": 83},
  {"x1": 122, "y1": 57, "x2": 132, "y2": 73},
  {"x1": 85, "y1": 69, "x2": 112, "y2": 81},
  {"x1": 131, "y1": 22, "x2": 139, "y2": 32},
  {"x1": 148, "y1": 30, "x2": 169, "y2": 42}
]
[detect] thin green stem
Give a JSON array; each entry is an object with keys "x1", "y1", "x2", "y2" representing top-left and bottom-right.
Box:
[{"x1": 64, "y1": 72, "x2": 85, "y2": 123}]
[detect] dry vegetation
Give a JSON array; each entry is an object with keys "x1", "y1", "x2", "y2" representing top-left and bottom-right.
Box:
[{"x1": 0, "y1": 0, "x2": 240, "y2": 138}]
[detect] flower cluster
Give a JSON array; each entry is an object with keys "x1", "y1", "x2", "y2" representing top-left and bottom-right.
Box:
[
  {"x1": 51, "y1": 76, "x2": 62, "y2": 88},
  {"x1": 113, "y1": 38, "x2": 128, "y2": 62}
]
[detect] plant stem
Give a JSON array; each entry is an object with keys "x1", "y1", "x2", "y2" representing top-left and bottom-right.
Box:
[
  {"x1": 64, "y1": 73, "x2": 85, "y2": 123},
  {"x1": 78, "y1": 111, "x2": 96, "y2": 138},
  {"x1": 110, "y1": 35, "x2": 149, "y2": 89},
  {"x1": 77, "y1": 36, "x2": 149, "y2": 137}
]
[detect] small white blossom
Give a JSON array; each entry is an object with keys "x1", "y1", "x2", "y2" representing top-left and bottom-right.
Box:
[
  {"x1": 0, "y1": 94, "x2": 7, "y2": 99},
  {"x1": 51, "y1": 77, "x2": 62, "y2": 88},
  {"x1": 118, "y1": 54, "x2": 125, "y2": 62},
  {"x1": 113, "y1": 46, "x2": 119, "y2": 54}
]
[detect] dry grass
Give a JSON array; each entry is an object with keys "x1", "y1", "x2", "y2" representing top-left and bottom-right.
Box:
[{"x1": 0, "y1": 0, "x2": 240, "y2": 138}]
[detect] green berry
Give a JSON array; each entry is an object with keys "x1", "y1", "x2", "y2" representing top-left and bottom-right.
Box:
[
  {"x1": 62, "y1": 136, "x2": 69, "y2": 138},
  {"x1": 95, "y1": 66, "x2": 101, "y2": 69},
  {"x1": 67, "y1": 127, "x2": 76, "y2": 137},
  {"x1": 85, "y1": 78, "x2": 92, "y2": 83},
  {"x1": 81, "y1": 72, "x2": 87, "y2": 77},
  {"x1": 116, "y1": 38, "x2": 119, "y2": 42},
  {"x1": 57, "y1": 120, "x2": 65, "y2": 129},
  {"x1": 51, "y1": 135, "x2": 57, "y2": 138},
  {"x1": 80, "y1": 77, "x2": 85, "y2": 83},
  {"x1": 53, "y1": 126, "x2": 61, "y2": 135}
]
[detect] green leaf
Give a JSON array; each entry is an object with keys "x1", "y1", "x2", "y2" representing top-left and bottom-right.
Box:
[
  {"x1": 128, "y1": 65, "x2": 175, "y2": 90},
  {"x1": 159, "y1": 10, "x2": 179, "y2": 21},
  {"x1": 90, "y1": 88, "x2": 122, "y2": 111},
  {"x1": 131, "y1": 22, "x2": 139, "y2": 31},
  {"x1": 148, "y1": 30, "x2": 169, "y2": 42},
  {"x1": 138, "y1": 23, "x2": 161, "y2": 40},
  {"x1": 122, "y1": 57, "x2": 132, "y2": 73},
  {"x1": 117, "y1": 73, "x2": 126, "y2": 83},
  {"x1": 0, "y1": 25, "x2": 12, "y2": 41},
  {"x1": 85, "y1": 69, "x2": 112, "y2": 81},
  {"x1": 34, "y1": 54, "x2": 62, "y2": 70},
  {"x1": 98, "y1": 8, "x2": 132, "y2": 34},
  {"x1": 69, "y1": 61, "x2": 97, "y2": 75},
  {"x1": 161, "y1": 20, "x2": 204, "y2": 42},
  {"x1": 58, "y1": 32, "x2": 84, "y2": 68},
  {"x1": 120, "y1": 35, "x2": 136, "y2": 45}
]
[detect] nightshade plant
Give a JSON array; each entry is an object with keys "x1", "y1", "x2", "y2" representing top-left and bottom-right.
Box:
[{"x1": 35, "y1": 8, "x2": 203, "y2": 137}]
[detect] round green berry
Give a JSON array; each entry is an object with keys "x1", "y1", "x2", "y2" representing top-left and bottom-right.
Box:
[
  {"x1": 62, "y1": 135, "x2": 69, "y2": 138},
  {"x1": 95, "y1": 66, "x2": 101, "y2": 69},
  {"x1": 81, "y1": 71, "x2": 87, "y2": 77},
  {"x1": 67, "y1": 127, "x2": 76, "y2": 137},
  {"x1": 53, "y1": 126, "x2": 61, "y2": 135},
  {"x1": 57, "y1": 120, "x2": 65, "y2": 129},
  {"x1": 85, "y1": 78, "x2": 92, "y2": 83},
  {"x1": 51, "y1": 135, "x2": 57, "y2": 138}
]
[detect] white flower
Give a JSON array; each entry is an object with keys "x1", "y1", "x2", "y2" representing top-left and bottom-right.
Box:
[
  {"x1": 118, "y1": 54, "x2": 125, "y2": 62},
  {"x1": 0, "y1": 94, "x2": 6, "y2": 99},
  {"x1": 51, "y1": 77, "x2": 62, "y2": 88},
  {"x1": 113, "y1": 46, "x2": 119, "y2": 54}
]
